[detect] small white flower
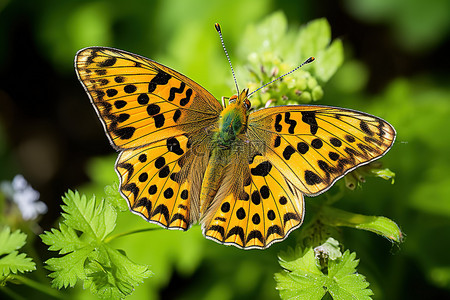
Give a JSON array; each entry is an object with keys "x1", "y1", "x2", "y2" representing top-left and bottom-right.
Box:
[{"x1": 1, "y1": 175, "x2": 47, "y2": 220}]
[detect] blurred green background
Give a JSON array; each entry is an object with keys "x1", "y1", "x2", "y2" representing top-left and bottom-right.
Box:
[{"x1": 1, "y1": 0, "x2": 450, "y2": 299}]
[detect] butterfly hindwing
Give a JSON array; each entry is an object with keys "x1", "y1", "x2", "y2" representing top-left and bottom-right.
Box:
[
  {"x1": 117, "y1": 133, "x2": 215, "y2": 229},
  {"x1": 202, "y1": 153, "x2": 304, "y2": 249},
  {"x1": 75, "y1": 47, "x2": 222, "y2": 150},
  {"x1": 247, "y1": 105, "x2": 396, "y2": 196}
]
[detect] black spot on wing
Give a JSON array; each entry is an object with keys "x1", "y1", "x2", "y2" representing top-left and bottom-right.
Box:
[
  {"x1": 148, "y1": 70, "x2": 171, "y2": 93},
  {"x1": 152, "y1": 204, "x2": 170, "y2": 224},
  {"x1": 360, "y1": 121, "x2": 374, "y2": 136},
  {"x1": 283, "y1": 212, "x2": 300, "y2": 226},
  {"x1": 170, "y1": 213, "x2": 188, "y2": 227},
  {"x1": 301, "y1": 111, "x2": 318, "y2": 135},
  {"x1": 98, "y1": 57, "x2": 116, "y2": 67},
  {"x1": 168, "y1": 82, "x2": 185, "y2": 101},
  {"x1": 226, "y1": 226, "x2": 245, "y2": 244},
  {"x1": 283, "y1": 146, "x2": 296, "y2": 160},
  {"x1": 209, "y1": 225, "x2": 225, "y2": 239},
  {"x1": 153, "y1": 114, "x2": 165, "y2": 128},
  {"x1": 134, "y1": 197, "x2": 152, "y2": 213},
  {"x1": 246, "y1": 230, "x2": 264, "y2": 245},
  {"x1": 179, "y1": 88, "x2": 193, "y2": 106},
  {"x1": 266, "y1": 225, "x2": 283, "y2": 237},
  {"x1": 305, "y1": 170, "x2": 323, "y2": 185},
  {"x1": 114, "y1": 127, "x2": 135, "y2": 140},
  {"x1": 274, "y1": 114, "x2": 282, "y2": 132},
  {"x1": 250, "y1": 161, "x2": 272, "y2": 177},
  {"x1": 167, "y1": 137, "x2": 184, "y2": 155},
  {"x1": 284, "y1": 112, "x2": 297, "y2": 134},
  {"x1": 122, "y1": 183, "x2": 139, "y2": 199}
]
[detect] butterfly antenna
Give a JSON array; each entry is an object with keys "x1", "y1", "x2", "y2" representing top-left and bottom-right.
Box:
[
  {"x1": 215, "y1": 23, "x2": 240, "y2": 95},
  {"x1": 248, "y1": 56, "x2": 315, "y2": 98}
]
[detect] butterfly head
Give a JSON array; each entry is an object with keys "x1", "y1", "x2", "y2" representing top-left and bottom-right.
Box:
[{"x1": 229, "y1": 88, "x2": 251, "y2": 111}]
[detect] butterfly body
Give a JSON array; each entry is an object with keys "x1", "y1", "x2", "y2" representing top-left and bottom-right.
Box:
[{"x1": 75, "y1": 47, "x2": 396, "y2": 249}]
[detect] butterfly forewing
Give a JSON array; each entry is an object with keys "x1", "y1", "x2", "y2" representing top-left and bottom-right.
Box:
[
  {"x1": 75, "y1": 47, "x2": 222, "y2": 150},
  {"x1": 248, "y1": 106, "x2": 396, "y2": 196}
]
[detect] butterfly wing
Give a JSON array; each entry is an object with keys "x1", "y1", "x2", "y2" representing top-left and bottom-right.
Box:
[
  {"x1": 247, "y1": 105, "x2": 396, "y2": 196},
  {"x1": 75, "y1": 47, "x2": 222, "y2": 230},
  {"x1": 75, "y1": 47, "x2": 222, "y2": 150},
  {"x1": 201, "y1": 144, "x2": 304, "y2": 249},
  {"x1": 117, "y1": 133, "x2": 212, "y2": 229}
]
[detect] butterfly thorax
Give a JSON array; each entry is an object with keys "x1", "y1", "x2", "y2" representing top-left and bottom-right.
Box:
[{"x1": 216, "y1": 89, "x2": 250, "y2": 148}]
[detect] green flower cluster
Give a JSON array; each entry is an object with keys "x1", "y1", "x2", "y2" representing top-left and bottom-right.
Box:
[{"x1": 235, "y1": 12, "x2": 343, "y2": 109}]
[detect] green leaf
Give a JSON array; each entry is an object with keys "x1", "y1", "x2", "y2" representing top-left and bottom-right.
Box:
[
  {"x1": 0, "y1": 226, "x2": 27, "y2": 255},
  {"x1": 0, "y1": 227, "x2": 36, "y2": 280},
  {"x1": 327, "y1": 251, "x2": 373, "y2": 300},
  {"x1": 276, "y1": 247, "x2": 327, "y2": 300},
  {"x1": 40, "y1": 223, "x2": 86, "y2": 254},
  {"x1": 45, "y1": 246, "x2": 94, "y2": 288},
  {"x1": 104, "y1": 183, "x2": 128, "y2": 212},
  {"x1": 320, "y1": 205, "x2": 403, "y2": 243},
  {"x1": 61, "y1": 190, "x2": 116, "y2": 241},
  {"x1": 84, "y1": 246, "x2": 152, "y2": 299},
  {"x1": 314, "y1": 39, "x2": 344, "y2": 82},
  {"x1": 41, "y1": 190, "x2": 151, "y2": 298},
  {"x1": 237, "y1": 13, "x2": 343, "y2": 109},
  {"x1": 275, "y1": 247, "x2": 373, "y2": 300},
  {"x1": 296, "y1": 18, "x2": 332, "y2": 57},
  {"x1": 295, "y1": 18, "x2": 344, "y2": 82},
  {"x1": 238, "y1": 11, "x2": 288, "y2": 56}
]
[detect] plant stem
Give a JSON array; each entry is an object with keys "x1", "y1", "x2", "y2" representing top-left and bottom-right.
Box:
[
  {"x1": 14, "y1": 275, "x2": 63, "y2": 299},
  {"x1": 1, "y1": 286, "x2": 26, "y2": 300},
  {"x1": 105, "y1": 227, "x2": 162, "y2": 243}
]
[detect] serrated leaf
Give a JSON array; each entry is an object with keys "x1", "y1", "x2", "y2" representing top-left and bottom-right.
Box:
[
  {"x1": 0, "y1": 226, "x2": 27, "y2": 255},
  {"x1": 41, "y1": 223, "x2": 86, "y2": 254},
  {"x1": 278, "y1": 247, "x2": 323, "y2": 276},
  {"x1": 276, "y1": 247, "x2": 373, "y2": 300},
  {"x1": 61, "y1": 190, "x2": 116, "y2": 241},
  {"x1": 0, "y1": 227, "x2": 36, "y2": 278},
  {"x1": 41, "y1": 191, "x2": 151, "y2": 298},
  {"x1": 327, "y1": 251, "x2": 373, "y2": 300},
  {"x1": 46, "y1": 246, "x2": 94, "y2": 288},
  {"x1": 0, "y1": 251, "x2": 36, "y2": 277},
  {"x1": 82, "y1": 245, "x2": 151, "y2": 299},
  {"x1": 276, "y1": 247, "x2": 327, "y2": 300}
]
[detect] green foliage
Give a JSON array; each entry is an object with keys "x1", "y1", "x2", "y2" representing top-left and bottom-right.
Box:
[
  {"x1": 40, "y1": 190, "x2": 151, "y2": 299},
  {"x1": 237, "y1": 13, "x2": 343, "y2": 108},
  {"x1": 275, "y1": 247, "x2": 373, "y2": 299},
  {"x1": 0, "y1": 226, "x2": 36, "y2": 284},
  {"x1": 319, "y1": 206, "x2": 403, "y2": 243},
  {"x1": 345, "y1": 0, "x2": 450, "y2": 51},
  {"x1": 104, "y1": 183, "x2": 129, "y2": 212}
]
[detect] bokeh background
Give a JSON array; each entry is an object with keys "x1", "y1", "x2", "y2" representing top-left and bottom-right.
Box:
[{"x1": 1, "y1": 0, "x2": 450, "y2": 299}]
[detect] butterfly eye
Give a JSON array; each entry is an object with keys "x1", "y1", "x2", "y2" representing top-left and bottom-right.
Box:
[
  {"x1": 244, "y1": 98, "x2": 251, "y2": 110},
  {"x1": 229, "y1": 95, "x2": 238, "y2": 103}
]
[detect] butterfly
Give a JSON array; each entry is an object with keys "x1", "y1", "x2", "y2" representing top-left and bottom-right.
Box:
[{"x1": 75, "y1": 28, "x2": 395, "y2": 249}]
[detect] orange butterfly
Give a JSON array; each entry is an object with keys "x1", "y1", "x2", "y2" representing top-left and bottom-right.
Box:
[{"x1": 75, "y1": 25, "x2": 395, "y2": 249}]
